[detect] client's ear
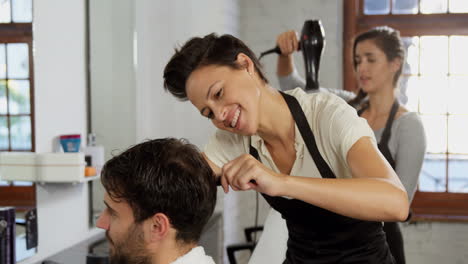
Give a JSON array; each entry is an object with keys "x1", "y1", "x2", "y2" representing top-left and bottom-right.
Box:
[{"x1": 148, "y1": 213, "x2": 171, "y2": 242}]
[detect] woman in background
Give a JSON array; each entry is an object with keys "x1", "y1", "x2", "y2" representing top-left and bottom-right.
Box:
[{"x1": 274, "y1": 26, "x2": 427, "y2": 264}]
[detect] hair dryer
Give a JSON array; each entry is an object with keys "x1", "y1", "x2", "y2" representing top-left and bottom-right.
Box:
[{"x1": 259, "y1": 20, "x2": 325, "y2": 91}]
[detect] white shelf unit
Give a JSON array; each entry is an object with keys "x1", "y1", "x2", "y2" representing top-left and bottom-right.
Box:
[{"x1": 0, "y1": 152, "x2": 100, "y2": 185}]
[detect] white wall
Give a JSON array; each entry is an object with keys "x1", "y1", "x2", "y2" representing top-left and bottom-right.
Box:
[
  {"x1": 89, "y1": 0, "x2": 137, "y2": 215},
  {"x1": 90, "y1": 0, "x2": 136, "y2": 161},
  {"x1": 134, "y1": 0, "x2": 239, "y2": 147},
  {"x1": 19, "y1": 0, "x2": 103, "y2": 263}
]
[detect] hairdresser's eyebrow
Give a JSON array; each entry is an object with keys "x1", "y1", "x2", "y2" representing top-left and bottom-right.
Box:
[
  {"x1": 206, "y1": 80, "x2": 222, "y2": 100},
  {"x1": 104, "y1": 200, "x2": 118, "y2": 216},
  {"x1": 200, "y1": 80, "x2": 222, "y2": 116}
]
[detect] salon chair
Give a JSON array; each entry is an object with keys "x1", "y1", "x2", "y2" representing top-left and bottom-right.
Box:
[{"x1": 226, "y1": 226, "x2": 263, "y2": 264}]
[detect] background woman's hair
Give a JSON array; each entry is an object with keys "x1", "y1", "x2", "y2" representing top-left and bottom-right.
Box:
[
  {"x1": 163, "y1": 33, "x2": 268, "y2": 101},
  {"x1": 348, "y1": 26, "x2": 406, "y2": 108}
]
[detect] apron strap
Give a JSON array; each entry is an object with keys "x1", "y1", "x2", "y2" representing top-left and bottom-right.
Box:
[
  {"x1": 262, "y1": 92, "x2": 336, "y2": 179},
  {"x1": 380, "y1": 100, "x2": 399, "y2": 147},
  {"x1": 357, "y1": 99, "x2": 399, "y2": 169},
  {"x1": 249, "y1": 92, "x2": 336, "y2": 179}
]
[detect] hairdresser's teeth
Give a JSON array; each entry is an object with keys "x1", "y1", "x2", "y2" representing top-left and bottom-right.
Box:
[{"x1": 231, "y1": 109, "x2": 240, "y2": 128}]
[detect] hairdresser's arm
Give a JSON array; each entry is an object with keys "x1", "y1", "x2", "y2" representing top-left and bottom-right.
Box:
[
  {"x1": 222, "y1": 138, "x2": 408, "y2": 222},
  {"x1": 280, "y1": 137, "x2": 409, "y2": 222},
  {"x1": 222, "y1": 96, "x2": 409, "y2": 222}
]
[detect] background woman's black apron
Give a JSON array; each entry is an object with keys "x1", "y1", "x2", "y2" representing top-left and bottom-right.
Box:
[
  {"x1": 249, "y1": 92, "x2": 395, "y2": 264},
  {"x1": 358, "y1": 100, "x2": 406, "y2": 264}
]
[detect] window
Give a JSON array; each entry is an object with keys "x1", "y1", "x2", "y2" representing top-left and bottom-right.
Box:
[
  {"x1": 0, "y1": 0, "x2": 35, "y2": 209},
  {"x1": 344, "y1": 0, "x2": 468, "y2": 221}
]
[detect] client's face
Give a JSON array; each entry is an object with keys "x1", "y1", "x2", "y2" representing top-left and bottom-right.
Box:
[{"x1": 96, "y1": 193, "x2": 152, "y2": 264}]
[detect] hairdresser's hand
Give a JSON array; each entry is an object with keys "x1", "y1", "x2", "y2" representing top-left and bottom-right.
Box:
[
  {"x1": 220, "y1": 154, "x2": 286, "y2": 196},
  {"x1": 276, "y1": 30, "x2": 299, "y2": 57}
]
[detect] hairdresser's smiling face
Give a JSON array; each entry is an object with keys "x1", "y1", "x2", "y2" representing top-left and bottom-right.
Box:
[
  {"x1": 186, "y1": 54, "x2": 261, "y2": 136},
  {"x1": 96, "y1": 192, "x2": 152, "y2": 264}
]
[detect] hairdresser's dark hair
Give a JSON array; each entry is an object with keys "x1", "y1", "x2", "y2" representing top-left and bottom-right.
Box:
[
  {"x1": 163, "y1": 33, "x2": 268, "y2": 101},
  {"x1": 100, "y1": 138, "x2": 217, "y2": 244},
  {"x1": 348, "y1": 26, "x2": 405, "y2": 108}
]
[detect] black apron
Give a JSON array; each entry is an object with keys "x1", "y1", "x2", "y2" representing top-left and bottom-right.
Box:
[
  {"x1": 358, "y1": 100, "x2": 406, "y2": 264},
  {"x1": 357, "y1": 100, "x2": 399, "y2": 169},
  {"x1": 250, "y1": 92, "x2": 395, "y2": 264}
]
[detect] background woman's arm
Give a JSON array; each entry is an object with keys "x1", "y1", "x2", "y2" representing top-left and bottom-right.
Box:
[{"x1": 394, "y1": 113, "x2": 427, "y2": 202}]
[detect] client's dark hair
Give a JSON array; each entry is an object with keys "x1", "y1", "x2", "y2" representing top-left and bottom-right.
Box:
[
  {"x1": 163, "y1": 33, "x2": 268, "y2": 101},
  {"x1": 101, "y1": 138, "x2": 217, "y2": 244}
]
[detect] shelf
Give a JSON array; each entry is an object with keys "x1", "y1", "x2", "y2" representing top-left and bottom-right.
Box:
[
  {"x1": 36, "y1": 175, "x2": 100, "y2": 185},
  {"x1": 1, "y1": 175, "x2": 100, "y2": 186}
]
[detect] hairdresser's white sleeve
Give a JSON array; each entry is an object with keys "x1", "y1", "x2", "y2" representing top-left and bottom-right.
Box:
[{"x1": 204, "y1": 129, "x2": 247, "y2": 167}]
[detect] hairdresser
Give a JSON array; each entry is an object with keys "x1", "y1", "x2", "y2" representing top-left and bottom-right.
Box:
[
  {"x1": 273, "y1": 26, "x2": 427, "y2": 264},
  {"x1": 163, "y1": 33, "x2": 409, "y2": 263}
]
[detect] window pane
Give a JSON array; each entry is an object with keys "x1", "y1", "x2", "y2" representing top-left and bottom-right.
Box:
[
  {"x1": 10, "y1": 115, "x2": 30, "y2": 150},
  {"x1": 392, "y1": 0, "x2": 418, "y2": 14},
  {"x1": 420, "y1": 114, "x2": 447, "y2": 153},
  {"x1": 419, "y1": 154, "x2": 446, "y2": 192},
  {"x1": 448, "y1": 77, "x2": 468, "y2": 114},
  {"x1": 11, "y1": 0, "x2": 31, "y2": 22},
  {"x1": 419, "y1": 76, "x2": 448, "y2": 113},
  {"x1": 0, "y1": 116, "x2": 8, "y2": 149},
  {"x1": 364, "y1": 0, "x2": 390, "y2": 15},
  {"x1": 420, "y1": 0, "x2": 448, "y2": 14},
  {"x1": 404, "y1": 75, "x2": 420, "y2": 111},
  {"x1": 420, "y1": 36, "x2": 448, "y2": 76},
  {"x1": 8, "y1": 80, "x2": 29, "y2": 114},
  {"x1": 448, "y1": 155, "x2": 468, "y2": 193},
  {"x1": 0, "y1": 0, "x2": 12, "y2": 23},
  {"x1": 0, "y1": 80, "x2": 6, "y2": 114},
  {"x1": 7, "y1": 43, "x2": 29, "y2": 79},
  {"x1": 448, "y1": 115, "x2": 468, "y2": 153},
  {"x1": 0, "y1": 44, "x2": 5, "y2": 78},
  {"x1": 402, "y1": 37, "x2": 419, "y2": 75},
  {"x1": 449, "y1": 0, "x2": 468, "y2": 13},
  {"x1": 449, "y1": 36, "x2": 468, "y2": 75},
  {"x1": 0, "y1": 181, "x2": 10, "y2": 186}
]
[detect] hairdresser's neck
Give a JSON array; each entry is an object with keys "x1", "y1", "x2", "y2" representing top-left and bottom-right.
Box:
[
  {"x1": 151, "y1": 240, "x2": 197, "y2": 264},
  {"x1": 367, "y1": 85, "x2": 396, "y2": 116},
  {"x1": 257, "y1": 84, "x2": 295, "y2": 146}
]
